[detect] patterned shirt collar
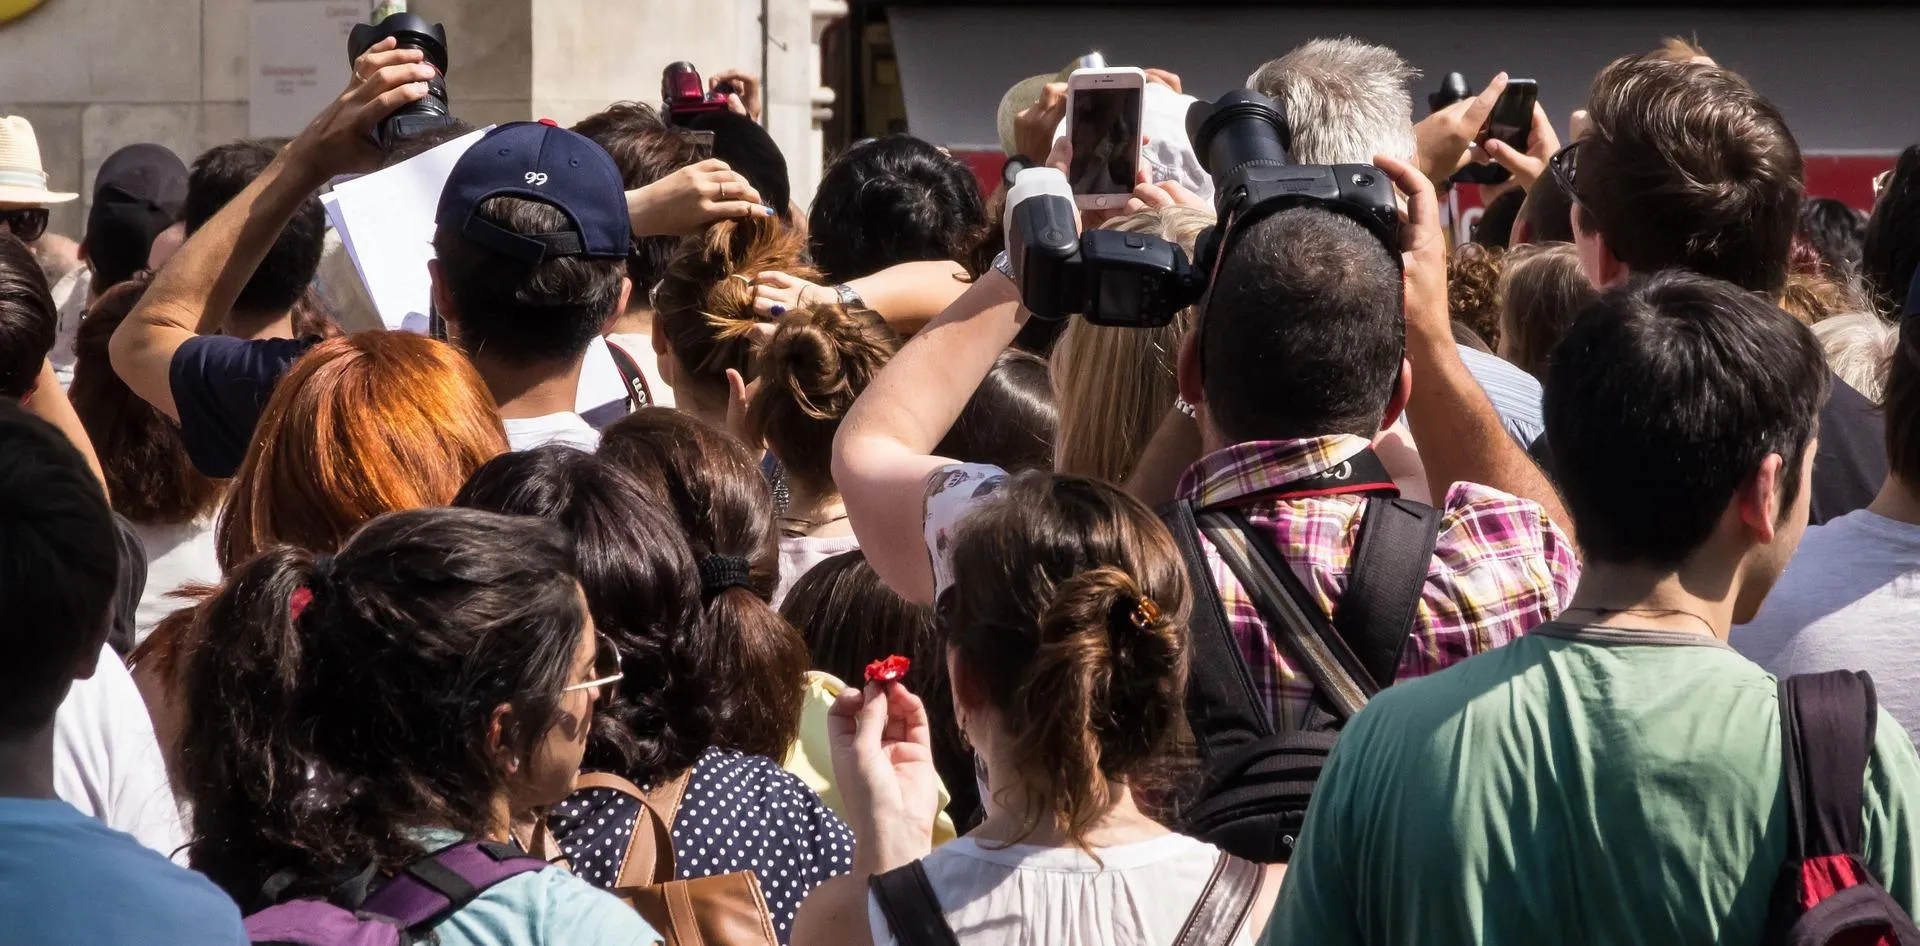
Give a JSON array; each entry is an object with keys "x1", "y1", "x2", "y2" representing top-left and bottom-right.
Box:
[{"x1": 1176, "y1": 435, "x2": 1375, "y2": 508}]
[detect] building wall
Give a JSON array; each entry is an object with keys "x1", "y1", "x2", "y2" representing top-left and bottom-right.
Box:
[{"x1": 0, "y1": 0, "x2": 838, "y2": 240}]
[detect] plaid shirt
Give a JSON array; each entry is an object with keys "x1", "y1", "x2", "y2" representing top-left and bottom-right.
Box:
[{"x1": 1176, "y1": 435, "x2": 1579, "y2": 730}]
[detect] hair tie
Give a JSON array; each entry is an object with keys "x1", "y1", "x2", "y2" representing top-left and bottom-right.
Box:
[
  {"x1": 729, "y1": 273, "x2": 755, "y2": 287},
  {"x1": 698, "y1": 554, "x2": 753, "y2": 598},
  {"x1": 1117, "y1": 593, "x2": 1162, "y2": 634},
  {"x1": 290, "y1": 554, "x2": 337, "y2": 622}
]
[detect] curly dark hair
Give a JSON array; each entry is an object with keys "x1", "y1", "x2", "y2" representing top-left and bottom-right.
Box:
[
  {"x1": 454, "y1": 446, "x2": 712, "y2": 784},
  {"x1": 807, "y1": 135, "x2": 989, "y2": 283}
]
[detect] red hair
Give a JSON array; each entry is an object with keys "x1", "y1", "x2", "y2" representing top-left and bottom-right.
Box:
[{"x1": 216, "y1": 331, "x2": 508, "y2": 569}]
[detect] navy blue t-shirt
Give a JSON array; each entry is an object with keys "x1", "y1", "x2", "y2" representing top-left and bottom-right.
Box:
[{"x1": 168, "y1": 335, "x2": 316, "y2": 478}]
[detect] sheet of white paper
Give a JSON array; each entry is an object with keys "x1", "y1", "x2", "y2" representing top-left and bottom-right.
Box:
[
  {"x1": 322, "y1": 124, "x2": 628, "y2": 417},
  {"x1": 324, "y1": 126, "x2": 489, "y2": 332}
]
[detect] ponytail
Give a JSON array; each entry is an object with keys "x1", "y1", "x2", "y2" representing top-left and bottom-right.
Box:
[
  {"x1": 179, "y1": 547, "x2": 322, "y2": 904},
  {"x1": 701, "y1": 576, "x2": 810, "y2": 760}
]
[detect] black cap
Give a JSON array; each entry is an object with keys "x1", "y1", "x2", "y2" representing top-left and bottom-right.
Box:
[{"x1": 86, "y1": 144, "x2": 188, "y2": 288}]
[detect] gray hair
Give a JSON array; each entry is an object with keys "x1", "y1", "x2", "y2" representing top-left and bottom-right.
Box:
[
  {"x1": 1246, "y1": 37, "x2": 1420, "y2": 166},
  {"x1": 1812, "y1": 312, "x2": 1897, "y2": 402}
]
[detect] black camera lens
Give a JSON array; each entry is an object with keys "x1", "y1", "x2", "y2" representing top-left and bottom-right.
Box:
[
  {"x1": 347, "y1": 13, "x2": 454, "y2": 148},
  {"x1": 1187, "y1": 90, "x2": 1291, "y2": 180}
]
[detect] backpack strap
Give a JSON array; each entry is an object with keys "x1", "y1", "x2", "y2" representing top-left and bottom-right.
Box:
[
  {"x1": 604, "y1": 338, "x2": 654, "y2": 412},
  {"x1": 1779, "y1": 671, "x2": 1878, "y2": 864},
  {"x1": 869, "y1": 860, "x2": 963, "y2": 946},
  {"x1": 1333, "y1": 497, "x2": 1444, "y2": 690},
  {"x1": 574, "y1": 771, "x2": 680, "y2": 888},
  {"x1": 359, "y1": 840, "x2": 546, "y2": 932},
  {"x1": 1172, "y1": 853, "x2": 1264, "y2": 946},
  {"x1": 1161, "y1": 499, "x2": 1275, "y2": 748},
  {"x1": 1199, "y1": 508, "x2": 1375, "y2": 720}
]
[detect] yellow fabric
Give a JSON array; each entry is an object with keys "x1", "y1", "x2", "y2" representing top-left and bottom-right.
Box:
[{"x1": 782, "y1": 670, "x2": 957, "y2": 846}]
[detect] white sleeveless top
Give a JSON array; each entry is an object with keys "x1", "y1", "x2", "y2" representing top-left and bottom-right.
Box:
[{"x1": 866, "y1": 833, "x2": 1257, "y2": 946}]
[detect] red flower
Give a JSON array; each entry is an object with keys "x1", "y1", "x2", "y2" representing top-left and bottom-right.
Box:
[{"x1": 864, "y1": 655, "x2": 911, "y2": 684}]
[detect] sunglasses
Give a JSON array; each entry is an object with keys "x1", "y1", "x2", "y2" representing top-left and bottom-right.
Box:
[
  {"x1": 1548, "y1": 139, "x2": 1583, "y2": 206},
  {"x1": 561, "y1": 631, "x2": 624, "y2": 708},
  {"x1": 1, "y1": 208, "x2": 49, "y2": 243}
]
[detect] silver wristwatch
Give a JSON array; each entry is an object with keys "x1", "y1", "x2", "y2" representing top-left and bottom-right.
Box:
[
  {"x1": 833, "y1": 283, "x2": 866, "y2": 308},
  {"x1": 991, "y1": 250, "x2": 1016, "y2": 283}
]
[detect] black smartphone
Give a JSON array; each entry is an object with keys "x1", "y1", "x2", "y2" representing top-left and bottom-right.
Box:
[{"x1": 1456, "y1": 79, "x2": 1538, "y2": 186}]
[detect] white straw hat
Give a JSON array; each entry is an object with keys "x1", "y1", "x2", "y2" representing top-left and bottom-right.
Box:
[{"x1": 0, "y1": 116, "x2": 78, "y2": 205}]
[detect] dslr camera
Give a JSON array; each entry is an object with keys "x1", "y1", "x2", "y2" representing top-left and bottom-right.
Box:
[
  {"x1": 1007, "y1": 89, "x2": 1401, "y2": 328},
  {"x1": 662, "y1": 62, "x2": 739, "y2": 124},
  {"x1": 347, "y1": 12, "x2": 457, "y2": 150}
]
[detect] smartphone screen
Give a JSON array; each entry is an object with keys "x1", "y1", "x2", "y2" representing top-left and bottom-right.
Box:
[
  {"x1": 1068, "y1": 85, "x2": 1142, "y2": 196},
  {"x1": 1478, "y1": 79, "x2": 1538, "y2": 151}
]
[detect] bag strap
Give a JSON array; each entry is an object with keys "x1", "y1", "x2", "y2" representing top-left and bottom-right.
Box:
[
  {"x1": 869, "y1": 860, "x2": 963, "y2": 946},
  {"x1": 574, "y1": 771, "x2": 681, "y2": 888},
  {"x1": 1161, "y1": 499, "x2": 1275, "y2": 744},
  {"x1": 1779, "y1": 670, "x2": 1879, "y2": 862},
  {"x1": 1172, "y1": 853, "x2": 1265, "y2": 946},
  {"x1": 604, "y1": 338, "x2": 654, "y2": 412},
  {"x1": 642, "y1": 767, "x2": 694, "y2": 829},
  {"x1": 359, "y1": 840, "x2": 546, "y2": 931},
  {"x1": 1333, "y1": 497, "x2": 1444, "y2": 690},
  {"x1": 1199, "y1": 507, "x2": 1375, "y2": 720}
]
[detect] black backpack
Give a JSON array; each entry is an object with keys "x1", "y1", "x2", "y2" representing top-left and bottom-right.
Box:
[
  {"x1": 1160, "y1": 490, "x2": 1441, "y2": 864},
  {"x1": 1764, "y1": 670, "x2": 1920, "y2": 946}
]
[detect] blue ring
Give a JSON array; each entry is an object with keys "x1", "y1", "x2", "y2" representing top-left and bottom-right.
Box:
[{"x1": 771, "y1": 304, "x2": 787, "y2": 317}]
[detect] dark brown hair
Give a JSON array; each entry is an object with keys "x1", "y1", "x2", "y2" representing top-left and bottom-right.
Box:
[
  {"x1": 598, "y1": 408, "x2": 808, "y2": 759},
  {"x1": 780, "y1": 549, "x2": 978, "y2": 828},
  {"x1": 0, "y1": 232, "x2": 55, "y2": 399},
  {"x1": 432, "y1": 196, "x2": 627, "y2": 366},
  {"x1": 651, "y1": 216, "x2": 818, "y2": 397},
  {"x1": 748, "y1": 304, "x2": 898, "y2": 494},
  {"x1": 939, "y1": 473, "x2": 1190, "y2": 848},
  {"x1": 1497, "y1": 242, "x2": 1597, "y2": 379},
  {"x1": 1448, "y1": 243, "x2": 1505, "y2": 352},
  {"x1": 180, "y1": 508, "x2": 583, "y2": 908},
  {"x1": 1884, "y1": 331, "x2": 1920, "y2": 485},
  {"x1": 69, "y1": 279, "x2": 222, "y2": 524},
  {"x1": 571, "y1": 103, "x2": 708, "y2": 297},
  {"x1": 1578, "y1": 55, "x2": 1803, "y2": 296}
]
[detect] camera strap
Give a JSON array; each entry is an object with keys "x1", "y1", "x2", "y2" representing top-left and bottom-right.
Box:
[{"x1": 1223, "y1": 446, "x2": 1399, "y2": 507}]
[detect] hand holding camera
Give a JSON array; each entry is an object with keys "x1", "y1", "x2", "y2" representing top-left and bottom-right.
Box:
[
  {"x1": 1369, "y1": 152, "x2": 1450, "y2": 350},
  {"x1": 285, "y1": 37, "x2": 436, "y2": 186},
  {"x1": 1481, "y1": 101, "x2": 1560, "y2": 191}
]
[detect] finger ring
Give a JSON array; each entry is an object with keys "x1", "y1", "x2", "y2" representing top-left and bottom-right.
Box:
[
  {"x1": 771, "y1": 304, "x2": 786, "y2": 317},
  {"x1": 719, "y1": 181, "x2": 730, "y2": 199}
]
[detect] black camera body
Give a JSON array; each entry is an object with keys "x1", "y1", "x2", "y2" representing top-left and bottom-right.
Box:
[
  {"x1": 1009, "y1": 88, "x2": 1401, "y2": 328},
  {"x1": 347, "y1": 13, "x2": 456, "y2": 150}
]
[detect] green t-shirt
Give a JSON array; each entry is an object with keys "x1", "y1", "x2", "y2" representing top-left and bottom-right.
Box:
[{"x1": 1265, "y1": 622, "x2": 1920, "y2": 946}]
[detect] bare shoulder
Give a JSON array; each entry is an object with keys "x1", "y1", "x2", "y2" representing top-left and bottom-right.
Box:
[{"x1": 791, "y1": 873, "x2": 876, "y2": 946}]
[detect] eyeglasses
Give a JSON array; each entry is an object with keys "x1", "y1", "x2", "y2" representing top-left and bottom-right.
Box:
[
  {"x1": 561, "y1": 632, "x2": 624, "y2": 707},
  {"x1": 1548, "y1": 140, "x2": 1583, "y2": 206},
  {"x1": 0, "y1": 208, "x2": 49, "y2": 243}
]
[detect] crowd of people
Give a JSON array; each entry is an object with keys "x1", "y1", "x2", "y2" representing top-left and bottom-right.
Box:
[{"x1": 3, "y1": 24, "x2": 1920, "y2": 946}]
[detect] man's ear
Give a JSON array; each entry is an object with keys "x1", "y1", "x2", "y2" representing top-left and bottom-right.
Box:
[
  {"x1": 1176, "y1": 326, "x2": 1203, "y2": 407},
  {"x1": 1380, "y1": 359, "x2": 1413, "y2": 431},
  {"x1": 603, "y1": 277, "x2": 632, "y2": 333},
  {"x1": 1571, "y1": 205, "x2": 1630, "y2": 289},
  {"x1": 1736, "y1": 453, "x2": 1787, "y2": 545}
]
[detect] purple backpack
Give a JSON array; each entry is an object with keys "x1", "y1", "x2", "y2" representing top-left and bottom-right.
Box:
[{"x1": 245, "y1": 840, "x2": 547, "y2": 945}]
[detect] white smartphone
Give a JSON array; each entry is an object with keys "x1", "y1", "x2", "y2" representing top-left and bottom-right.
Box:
[{"x1": 1065, "y1": 66, "x2": 1147, "y2": 210}]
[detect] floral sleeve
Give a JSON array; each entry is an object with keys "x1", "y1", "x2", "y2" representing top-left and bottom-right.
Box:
[{"x1": 922, "y1": 463, "x2": 1010, "y2": 597}]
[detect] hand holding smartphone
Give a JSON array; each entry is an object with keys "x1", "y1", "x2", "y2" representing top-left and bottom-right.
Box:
[
  {"x1": 1065, "y1": 66, "x2": 1146, "y2": 210},
  {"x1": 1456, "y1": 78, "x2": 1537, "y2": 186}
]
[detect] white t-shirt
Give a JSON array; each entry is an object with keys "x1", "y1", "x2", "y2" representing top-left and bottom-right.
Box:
[
  {"x1": 775, "y1": 533, "x2": 862, "y2": 606},
  {"x1": 130, "y1": 517, "x2": 221, "y2": 648},
  {"x1": 867, "y1": 833, "x2": 1255, "y2": 946},
  {"x1": 504, "y1": 412, "x2": 601, "y2": 452},
  {"x1": 53, "y1": 644, "x2": 189, "y2": 862},
  {"x1": 48, "y1": 263, "x2": 90, "y2": 388},
  {"x1": 1734, "y1": 508, "x2": 1920, "y2": 735}
]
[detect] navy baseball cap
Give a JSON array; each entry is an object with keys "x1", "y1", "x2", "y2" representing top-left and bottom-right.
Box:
[{"x1": 436, "y1": 120, "x2": 631, "y2": 264}]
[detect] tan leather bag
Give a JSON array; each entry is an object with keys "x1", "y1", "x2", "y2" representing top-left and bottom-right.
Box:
[{"x1": 549, "y1": 771, "x2": 780, "y2": 946}]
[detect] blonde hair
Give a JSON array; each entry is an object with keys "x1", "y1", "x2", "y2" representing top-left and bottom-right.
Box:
[
  {"x1": 1813, "y1": 312, "x2": 1897, "y2": 402},
  {"x1": 1052, "y1": 207, "x2": 1213, "y2": 483},
  {"x1": 1496, "y1": 243, "x2": 1594, "y2": 379},
  {"x1": 1779, "y1": 269, "x2": 1871, "y2": 326}
]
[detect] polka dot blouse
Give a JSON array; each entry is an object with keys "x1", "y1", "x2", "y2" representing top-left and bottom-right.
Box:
[{"x1": 549, "y1": 746, "x2": 854, "y2": 944}]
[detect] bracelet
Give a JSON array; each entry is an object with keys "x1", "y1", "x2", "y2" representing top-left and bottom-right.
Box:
[
  {"x1": 1174, "y1": 396, "x2": 1197, "y2": 418},
  {"x1": 991, "y1": 250, "x2": 1016, "y2": 283}
]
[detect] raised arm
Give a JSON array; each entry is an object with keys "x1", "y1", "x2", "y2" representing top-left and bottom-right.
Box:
[
  {"x1": 108, "y1": 40, "x2": 434, "y2": 421},
  {"x1": 751, "y1": 260, "x2": 973, "y2": 337},
  {"x1": 1374, "y1": 153, "x2": 1574, "y2": 537},
  {"x1": 22, "y1": 359, "x2": 106, "y2": 495},
  {"x1": 832, "y1": 271, "x2": 1025, "y2": 604}
]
